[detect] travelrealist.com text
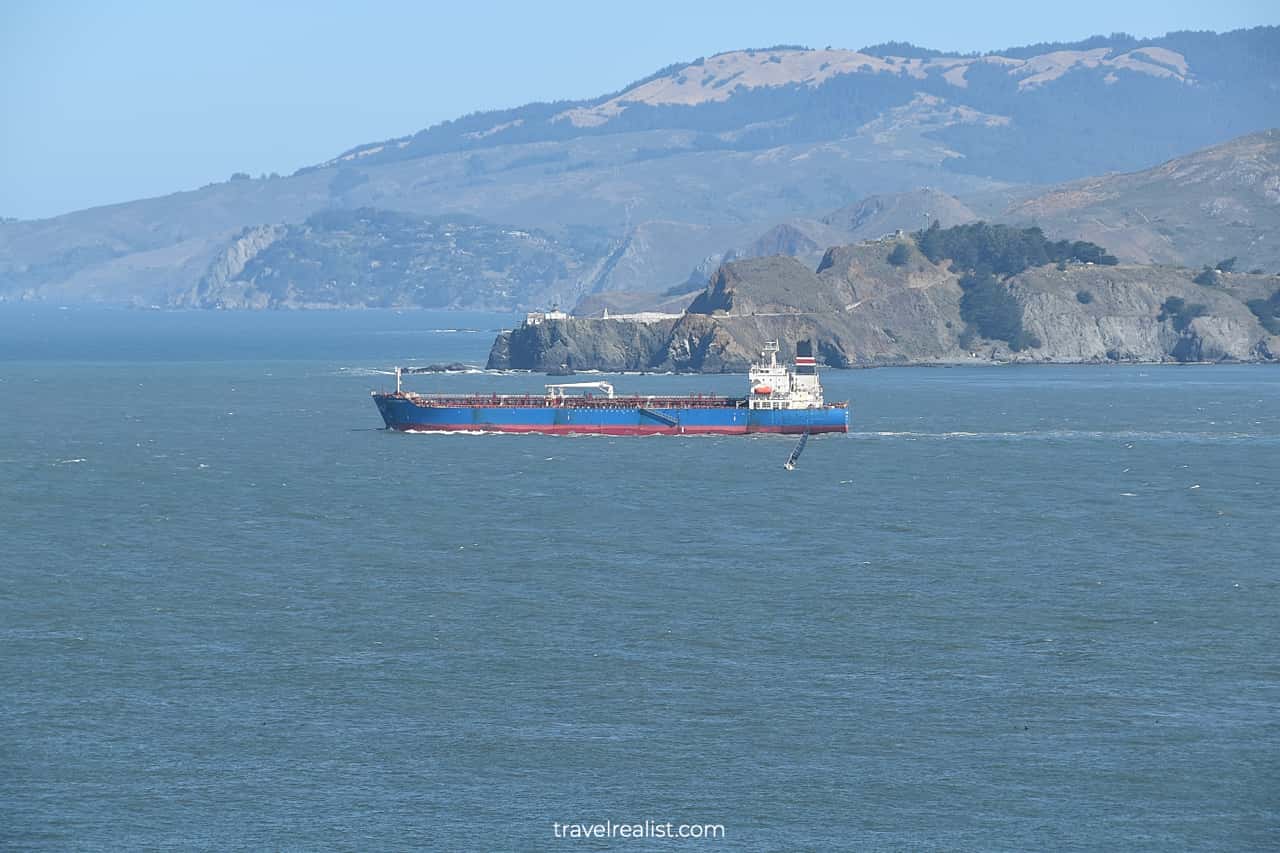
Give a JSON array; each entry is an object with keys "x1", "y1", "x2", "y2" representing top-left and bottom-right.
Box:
[{"x1": 552, "y1": 820, "x2": 725, "y2": 840}]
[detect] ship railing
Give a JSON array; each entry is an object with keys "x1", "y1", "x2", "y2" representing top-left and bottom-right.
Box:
[{"x1": 398, "y1": 392, "x2": 747, "y2": 409}]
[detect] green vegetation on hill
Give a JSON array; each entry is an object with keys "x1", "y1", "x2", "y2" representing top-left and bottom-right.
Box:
[
  {"x1": 1159, "y1": 296, "x2": 1209, "y2": 331},
  {"x1": 916, "y1": 221, "x2": 1117, "y2": 276},
  {"x1": 1246, "y1": 290, "x2": 1280, "y2": 335},
  {"x1": 915, "y1": 222, "x2": 1116, "y2": 350},
  {"x1": 1194, "y1": 267, "x2": 1219, "y2": 286},
  {"x1": 860, "y1": 41, "x2": 952, "y2": 59},
  {"x1": 954, "y1": 271, "x2": 1040, "y2": 351}
]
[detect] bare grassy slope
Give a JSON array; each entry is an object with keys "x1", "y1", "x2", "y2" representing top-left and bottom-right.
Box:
[{"x1": 1009, "y1": 130, "x2": 1280, "y2": 272}]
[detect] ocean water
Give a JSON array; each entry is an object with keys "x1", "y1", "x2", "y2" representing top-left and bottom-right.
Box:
[{"x1": 2, "y1": 307, "x2": 1277, "y2": 851}]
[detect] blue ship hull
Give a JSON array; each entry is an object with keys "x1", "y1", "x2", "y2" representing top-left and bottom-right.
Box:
[{"x1": 373, "y1": 394, "x2": 848, "y2": 435}]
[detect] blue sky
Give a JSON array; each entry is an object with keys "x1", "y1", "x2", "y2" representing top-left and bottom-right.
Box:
[{"x1": 1, "y1": 0, "x2": 1273, "y2": 220}]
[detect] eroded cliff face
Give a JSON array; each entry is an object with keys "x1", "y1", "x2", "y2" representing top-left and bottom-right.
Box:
[
  {"x1": 487, "y1": 239, "x2": 1280, "y2": 371},
  {"x1": 1012, "y1": 264, "x2": 1275, "y2": 362},
  {"x1": 173, "y1": 225, "x2": 287, "y2": 309},
  {"x1": 490, "y1": 317, "x2": 681, "y2": 372}
]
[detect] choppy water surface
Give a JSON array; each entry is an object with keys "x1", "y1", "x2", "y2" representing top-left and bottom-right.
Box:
[{"x1": 2, "y1": 308, "x2": 1277, "y2": 850}]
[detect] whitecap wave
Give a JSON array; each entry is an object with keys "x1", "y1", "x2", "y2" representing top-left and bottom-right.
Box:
[
  {"x1": 335, "y1": 367, "x2": 397, "y2": 377},
  {"x1": 400, "y1": 429, "x2": 497, "y2": 436},
  {"x1": 367, "y1": 328, "x2": 484, "y2": 335}
]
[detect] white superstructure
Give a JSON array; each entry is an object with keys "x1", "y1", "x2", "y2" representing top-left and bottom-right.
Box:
[
  {"x1": 545, "y1": 381, "x2": 615, "y2": 400},
  {"x1": 747, "y1": 341, "x2": 826, "y2": 410},
  {"x1": 525, "y1": 309, "x2": 570, "y2": 325}
]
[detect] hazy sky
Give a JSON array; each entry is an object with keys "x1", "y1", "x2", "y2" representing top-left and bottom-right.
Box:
[{"x1": 1, "y1": 0, "x2": 1273, "y2": 220}]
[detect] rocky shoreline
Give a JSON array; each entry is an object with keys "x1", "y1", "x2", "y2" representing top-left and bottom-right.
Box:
[{"x1": 487, "y1": 241, "x2": 1280, "y2": 372}]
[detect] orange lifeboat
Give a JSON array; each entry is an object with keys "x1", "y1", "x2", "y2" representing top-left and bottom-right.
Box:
[{"x1": 753, "y1": 385, "x2": 773, "y2": 395}]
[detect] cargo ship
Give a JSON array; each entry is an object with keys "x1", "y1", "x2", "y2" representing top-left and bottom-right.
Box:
[{"x1": 372, "y1": 341, "x2": 848, "y2": 435}]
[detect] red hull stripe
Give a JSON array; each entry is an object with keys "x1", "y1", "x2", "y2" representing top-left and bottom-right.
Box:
[{"x1": 391, "y1": 423, "x2": 846, "y2": 435}]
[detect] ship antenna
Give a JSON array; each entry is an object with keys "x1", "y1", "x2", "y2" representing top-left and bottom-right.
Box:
[{"x1": 763, "y1": 340, "x2": 779, "y2": 367}]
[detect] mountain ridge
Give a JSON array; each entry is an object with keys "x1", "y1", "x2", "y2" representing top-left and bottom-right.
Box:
[
  {"x1": 1, "y1": 27, "x2": 1277, "y2": 308},
  {"x1": 316, "y1": 27, "x2": 1278, "y2": 183}
]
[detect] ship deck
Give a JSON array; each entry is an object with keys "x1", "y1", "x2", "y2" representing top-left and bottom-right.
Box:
[{"x1": 379, "y1": 392, "x2": 753, "y2": 409}]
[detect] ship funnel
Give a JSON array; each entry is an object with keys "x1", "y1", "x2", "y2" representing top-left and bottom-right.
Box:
[{"x1": 794, "y1": 340, "x2": 817, "y2": 375}]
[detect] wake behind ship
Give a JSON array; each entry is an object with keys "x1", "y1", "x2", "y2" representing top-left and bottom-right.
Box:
[{"x1": 372, "y1": 341, "x2": 848, "y2": 435}]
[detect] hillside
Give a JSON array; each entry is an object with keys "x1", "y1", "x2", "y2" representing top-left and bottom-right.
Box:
[
  {"x1": 176, "y1": 209, "x2": 595, "y2": 309},
  {"x1": 1008, "y1": 129, "x2": 1280, "y2": 272},
  {"x1": 329, "y1": 30, "x2": 1277, "y2": 183},
  {"x1": 1, "y1": 28, "x2": 1277, "y2": 308},
  {"x1": 616, "y1": 187, "x2": 983, "y2": 313},
  {"x1": 489, "y1": 225, "x2": 1280, "y2": 370},
  {"x1": 634, "y1": 131, "x2": 1280, "y2": 316}
]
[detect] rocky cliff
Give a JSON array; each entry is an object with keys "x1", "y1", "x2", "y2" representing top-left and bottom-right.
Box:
[
  {"x1": 488, "y1": 235, "x2": 1280, "y2": 370},
  {"x1": 176, "y1": 224, "x2": 287, "y2": 309},
  {"x1": 489, "y1": 317, "x2": 681, "y2": 372}
]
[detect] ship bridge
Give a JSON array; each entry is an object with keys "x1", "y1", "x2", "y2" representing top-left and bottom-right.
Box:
[{"x1": 748, "y1": 341, "x2": 826, "y2": 410}]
